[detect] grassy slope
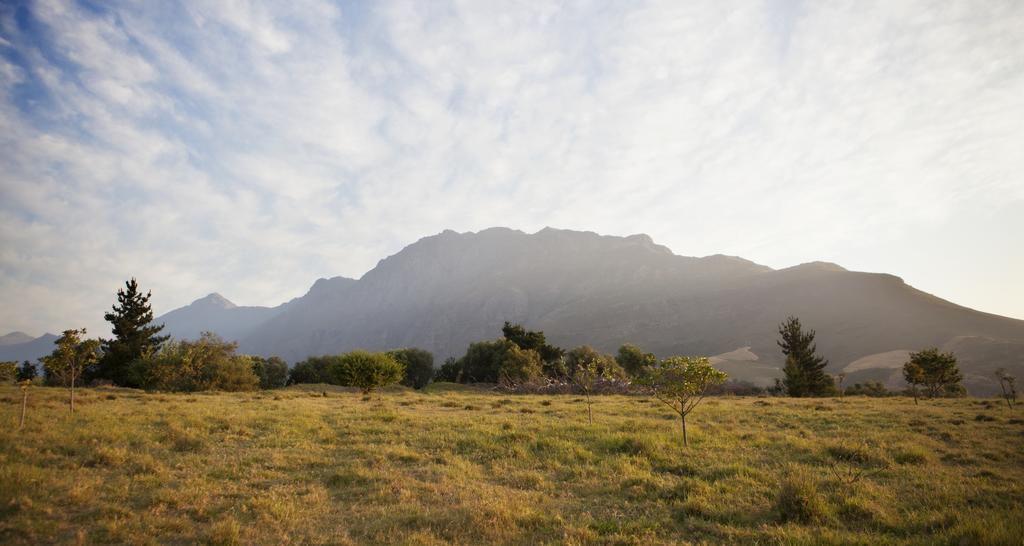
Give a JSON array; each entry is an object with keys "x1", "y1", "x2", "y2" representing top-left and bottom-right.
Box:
[{"x1": 1, "y1": 385, "x2": 1022, "y2": 545}]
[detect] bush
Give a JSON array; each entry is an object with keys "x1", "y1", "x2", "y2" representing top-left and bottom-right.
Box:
[
  {"x1": 388, "y1": 348, "x2": 434, "y2": 389},
  {"x1": 844, "y1": 381, "x2": 891, "y2": 397},
  {"x1": 456, "y1": 339, "x2": 542, "y2": 384},
  {"x1": 249, "y1": 355, "x2": 289, "y2": 389},
  {"x1": 434, "y1": 357, "x2": 462, "y2": 382},
  {"x1": 128, "y1": 333, "x2": 259, "y2": 392},
  {"x1": 331, "y1": 350, "x2": 405, "y2": 394},
  {"x1": 0, "y1": 361, "x2": 16, "y2": 383},
  {"x1": 288, "y1": 355, "x2": 340, "y2": 385},
  {"x1": 775, "y1": 472, "x2": 829, "y2": 524}
]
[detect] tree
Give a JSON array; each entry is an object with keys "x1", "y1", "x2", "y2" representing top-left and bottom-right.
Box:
[
  {"x1": 130, "y1": 333, "x2": 257, "y2": 392},
  {"x1": 289, "y1": 356, "x2": 339, "y2": 385},
  {"x1": 502, "y1": 321, "x2": 565, "y2": 374},
  {"x1": 434, "y1": 357, "x2": 462, "y2": 383},
  {"x1": 457, "y1": 339, "x2": 542, "y2": 384},
  {"x1": 565, "y1": 347, "x2": 624, "y2": 424},
  {"x1": 249, "y1": 355, "x2": 289, "y2": 389},
  {"x1": 42, "y1": 329, "x2": 100, "y2": 413},
  {"x1": 388, "y1": 348, "x2": 435, "y2": 389},
  {"x1": 637, "y1": 356, "x2": 728, "y2": 447},
  {"x1": 903, "y1": 348, "x2": 962, "y2": 399},
  {"x1": 902, "y1": 361, "x2": 925, "y2": 404},
  {"x1": 777, "y1": 316, "x2": 832, "y2": 397},
  {"x1": 835, "y1": 373, "x2": 847, "y2": 397},
  {"x1": 98, "y1": 278, "x2": 169, "y2": 386},
  {"x1": 995, "y1": 368, "x2": 1016, "y2": 409},
  {"x1": 331, "y1": 350, "x2": 405, "y2": 395},
  {"x1": 0, "y1": 361, "x2": 16, "y2": 383},
  {"x1": 616, "y1": 343, "x2": 657, "y2": 378},
  {"x1": 17, "y1": 360, "x2": 37, "y2": 382},
  {"x1": 565, "y1": 345, "x2": 624, "y2": 379}
]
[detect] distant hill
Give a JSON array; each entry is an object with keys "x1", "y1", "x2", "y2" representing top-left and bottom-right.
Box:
[
  {"x1": 0, "y1": 333, "x2": 59, "y2": 363},
  {"x1": 158, "y1": 293, "x2": 285, "y2": 342},
  {"x1": 0, "y1": 332, "x2": 35, "y2": 346},
  {"x1": 152, "y1": 227, "x2": 1024, "y2": 395}
]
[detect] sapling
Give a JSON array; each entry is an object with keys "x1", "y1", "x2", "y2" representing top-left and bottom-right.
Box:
[
  {"x1": 995, "y1": 368, "x2": 1017, "y2": 410},
  {"x1": 638, "y1": 356, "x2": 727, "y2": 447}
]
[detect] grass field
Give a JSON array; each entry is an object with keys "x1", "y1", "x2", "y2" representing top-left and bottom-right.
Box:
[{"x1": 1, "y1": 384, "x2": 1022, "y2": 545}]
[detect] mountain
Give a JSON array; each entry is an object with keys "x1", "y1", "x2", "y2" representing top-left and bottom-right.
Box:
[
  {"x1": 158, "y1": 293, "x2": 284, "y2": 342},
  {"x1": 154, "y1": 227, "x2": 1024, "y2": 395},
  {"x1": 0, "y1": 333, "x2": 59, "y2": 363},
  {"x1": 0, "y1": 331, "x2": 35, "y2": 346}
]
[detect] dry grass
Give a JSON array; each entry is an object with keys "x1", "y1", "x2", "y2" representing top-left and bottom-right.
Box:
[{"x1": 1, "y1": 384, "x2": 1022, "y2": 545}]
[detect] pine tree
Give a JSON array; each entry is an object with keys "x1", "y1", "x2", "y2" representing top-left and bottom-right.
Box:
[
  {"x1": 97, "y1": 278, "x2": 169, "y2": 386},
  {"x1": 777, "y1": 316, "x2": 832, "y2": 397}
]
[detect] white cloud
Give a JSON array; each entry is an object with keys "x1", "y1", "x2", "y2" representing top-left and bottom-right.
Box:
[{"x1": 1, "y1": 0, "x2": 1023, "y2": 337}]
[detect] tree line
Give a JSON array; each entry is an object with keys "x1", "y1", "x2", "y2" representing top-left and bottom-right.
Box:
[{"x1": 7, "y1": 279, "x2": 1011, "y2": 419}]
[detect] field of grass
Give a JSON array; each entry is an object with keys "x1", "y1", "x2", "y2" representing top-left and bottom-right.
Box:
[{"x1": 1, "y1": 384, "x2": 1022, "y2": 545}]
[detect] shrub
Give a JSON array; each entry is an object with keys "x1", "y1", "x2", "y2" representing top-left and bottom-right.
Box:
[
  {"x1": 456, "y1": 339, "x2": 542, "y2": 384},
  {"x1": 844, "y1": 381, "x2": 891, "y2": 397},
  {"x1": 434, "y1": 357, "x2": 462, "y2": 383},
  {"x1": 249, "y1": 355, "x2": 289, "y2": 389},
  {"x1": 0, "y1": 361, "x2": 17, "y2": 383},
  {"x1": 387, "y1": 348, "x2": 434, "y2": 389},
  {"x1": 331, "y1": 350, "x2": 404, "y2": 395},
  {"x1": 129, "y1": 333, "x2": 258, "y2": 392},
  {"x1": 288, "y1": 356, "x2": 340, "y2": 385}
]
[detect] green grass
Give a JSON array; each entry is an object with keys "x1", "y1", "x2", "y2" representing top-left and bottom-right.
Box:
[{"x1": 1, "y1": 385, "x2": 1022, "y2": 545}]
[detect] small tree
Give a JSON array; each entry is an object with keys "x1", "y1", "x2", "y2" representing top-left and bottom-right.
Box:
[
  {"x1": 616, "y1": 343, "x2": 657, "y2": 378},
  {"x1": 502, "y1": 321, "x2": 565, "y2": 373},
  {"x1": 332, "y1": 350, "x2": 405, "y2": 396},
  {"x1": 903, "y1": 348, "x2": 962, "y2": 399},
  {"x1": 778, "y1": 316, "x2": 832, "y2": 397},
  {"x1": 18, "y1": 379, "x2": 31, "y2": 429},
  {"x1": 903, "y1": 361, "x2": 925, "y2": 404},
  {"x1": 42, "y1": 329, "x2": 100, "y2": 413},
  {"x1": 637, "y1": 356, "x2": 728, "y2": 447},
  {"x1": 995, "y1": 368, "x2": 1017, "y2": 409},
  {"x1": 388, "y1": 348, "x2": 435, "y2": 389},
  {"x1": 835, "y1": 373, "x2": 847, "y2": 397}
]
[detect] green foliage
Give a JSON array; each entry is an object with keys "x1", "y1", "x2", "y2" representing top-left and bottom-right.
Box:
[
  {"x1": 288, "y1": 355, "x2": 338, "y2": 385},
  {"x1": 457, "y1": 339, "x2": 543, "y2": 384},
  {"x1": 330, "y1": 350, "x2": 404, "y2": 394},
  {"x1": 843, "y1": 381, "x2": 891, "y2": 397},
  {"x1": 434, "y1": 357, "x2": 462, "y2": 383},
  {"x1": 43, "y1": 329, "x2": 101, "y2": 388},
  {"x1": 129, "y1": 332, "x2": 258, "y2": 392},
  {"x1": 615, "y1": 343, "x2": 656, "y2": 377},
  {"x1": 249, "y1": 355, "x2": 289, "y2": 389},
  {"x1": 16, "y1": 360, "x2": 38, "y2": 382},
  {"x1": 0, "y1": 361, "x2": 16, "y2": 383},
  {"x1": 777, "y1": 316, "x2": 833, "y2": 397},
  {"x1": 636, "y1": 356, "x2": 727, "y2": 446},
  {"x1": 903, "y1": 348, "x2": 962, "y2": 399},
  {"x1": 97, "y1": 279, "x2": 169, "y2": 386},
  {"x1": 388, "y1": 348, "x2": 434, "y2": 389},
  {"x1": 565, "y1": 345, "x2": 624, "y2": 379},
  {"x1": 502, "y1": 321, "x2": 565, "y2": 370}
]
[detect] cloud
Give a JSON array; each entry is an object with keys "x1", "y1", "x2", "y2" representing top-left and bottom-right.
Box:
[{"x1": 1, "y1": 0, "x2": 1023, "y2": 337}]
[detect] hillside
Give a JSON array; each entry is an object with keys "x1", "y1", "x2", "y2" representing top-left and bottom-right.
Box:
[{"x1": 153, "y1": 228, "x2": 1024, "y2": 395}]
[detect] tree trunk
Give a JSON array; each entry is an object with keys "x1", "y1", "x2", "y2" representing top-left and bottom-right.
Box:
[
  {"x1": 681, "y1": 413, "x2": 688, "y2": 447},
  {"x1": 70, "y1": 372, "x2": 75, "y2": 414},
  {"x1": 586, "y1": 391, "x2": 592, "y2": 425},
  {"x1": 911, "y1": 387, "x2": 918, "y2": 405},
  {"x1": 19, "y1": 388, "x2": 27, "y2": 429}
]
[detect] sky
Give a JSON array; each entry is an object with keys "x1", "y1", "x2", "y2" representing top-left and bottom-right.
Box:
[{"x1": 1, "y1": 0, "x2": 1023, "y2": 338}]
